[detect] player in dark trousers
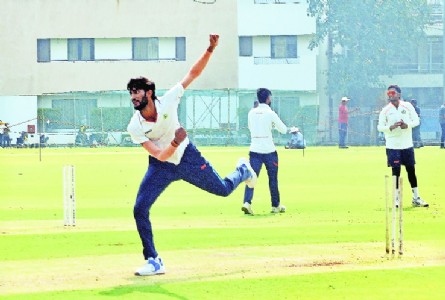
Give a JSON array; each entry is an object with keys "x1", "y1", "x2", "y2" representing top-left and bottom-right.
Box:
[
  {"x1": 377, "y1": 85, "x2": 428, "y2": 208},
  {"x1": 127, "y1": 34, "x2": 257, "y2": 276},
  {"x1": 241, "y1": 88, "x2": 288, "y2": 215}
]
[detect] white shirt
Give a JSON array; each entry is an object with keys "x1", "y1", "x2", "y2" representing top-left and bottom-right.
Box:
[
  {"x1": 127, "y1": 83, "x2": 189, "y2": 165},
  {"x1": 290, "y1": 132, "x2": 306, "y2": 147},
  {"x1": 248, "y1": 103, "x2": 287, "y2": 153},
  {"x1": 377, "y1": 100, "x2": 419, "y2": 149}
]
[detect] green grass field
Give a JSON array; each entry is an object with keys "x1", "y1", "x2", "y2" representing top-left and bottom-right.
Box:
[{"x1": 1, "y1": 146, "x2": 444, "y2": 300}]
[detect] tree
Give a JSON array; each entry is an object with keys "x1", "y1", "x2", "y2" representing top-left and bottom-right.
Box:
[{"x1": 307, "y1": 0, "x2": 430, "y2": 103}]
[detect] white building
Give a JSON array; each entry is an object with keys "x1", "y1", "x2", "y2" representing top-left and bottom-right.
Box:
[{"x1": 0, "y1": 0, "x2": 319, "y2": 146}]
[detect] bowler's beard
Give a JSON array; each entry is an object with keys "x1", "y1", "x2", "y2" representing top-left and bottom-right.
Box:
[{"x1": 134, "y1": 96, "x2": 149, "y2": 111}]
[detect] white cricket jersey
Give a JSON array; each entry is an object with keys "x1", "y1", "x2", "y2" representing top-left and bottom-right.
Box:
[
  {"x1": 377, "y1": 100, "x2": 419, "y2": 149},
  {"x1": 248, "y1": 103, "x2": 288, "y2": 153},
  {"x1": 127, "y1": 83, "x2": 189, "y2": 165}
]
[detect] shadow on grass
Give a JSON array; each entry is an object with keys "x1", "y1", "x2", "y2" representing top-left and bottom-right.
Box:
[
  {"x1": 99, "y1": 284, "x2": 188, "y2": 300},
  {"x1": 243, "y1": 213, "x2": 286, "y2": 218},
  {"x1": 99, "y1": 270, "x2": 246, "y2": 299}
]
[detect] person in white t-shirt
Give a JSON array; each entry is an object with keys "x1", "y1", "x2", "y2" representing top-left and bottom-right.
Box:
[
  {"x1": 377, "y1": 84, "x2": 428, "y2": 208},
  {"x1": 127, "y1": 34, "x2": 257, "y2": 276},
  {"x1": 241, "y1": 88, "x2": 288, "y2": 215}
]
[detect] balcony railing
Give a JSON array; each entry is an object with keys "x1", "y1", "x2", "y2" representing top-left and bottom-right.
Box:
[
  {"x1": 254, "y1": 57, "x2": 300, "y2": 64},
  {"x1": 254, "y1": 0, "x2": 301, "y2": 4},
  {"x1": 389, "y1": 62, "x2": 444, "y2": 74}
]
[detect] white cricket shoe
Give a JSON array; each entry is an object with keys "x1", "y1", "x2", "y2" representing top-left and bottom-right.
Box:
[
  {"x1": 135, "y1": 257, "x2": 165, "y2": 276},
  {"x1": 241, "y1": 202, "x2": 254, "y2": 215},
  {"x1": 412, "y1": 197, "x2": 429, "y2": 207},
  {"x1": 271, "y1": 204, "x2": 286, "y2": 213},
  {"x1": 237, "y1": 158, "x2": 257, "y2": 188}
]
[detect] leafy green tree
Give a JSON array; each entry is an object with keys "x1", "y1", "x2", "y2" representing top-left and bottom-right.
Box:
[{"x1": 307, "y1": 0, "x2": 430, "y2": 102}]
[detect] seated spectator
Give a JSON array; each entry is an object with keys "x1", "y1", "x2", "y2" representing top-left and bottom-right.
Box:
[
  {"x1": 40, "y1": 134, "x2": 49, "y2": 147},
  {"x1": 285, "y1": 127, "x2": 306, "y2": 149},
  {"x1": 16, "y1": 131, "x2": 28, "y2": 148}
]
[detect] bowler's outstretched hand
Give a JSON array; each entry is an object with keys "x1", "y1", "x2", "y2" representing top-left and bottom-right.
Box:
[{"x1": 209, "y1": 34, "x2": 219, "y2": 48}]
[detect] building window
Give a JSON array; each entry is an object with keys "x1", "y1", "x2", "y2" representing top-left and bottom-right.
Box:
[
  {"x1": 38, "y1": 37, "x2": 186, "y2": 62},
  {"x1": 37, "y1": 39, "x2": 51, "y2": 62},
  {"x1": 176, "y1": 37, "x2": 186, "y2": 61},
  {"x1": 132, "y1": 38, "x2": 159, "y2": 61},
  {"x1": 271, "y1": 35, "x2": 297, "y2": 59},
  {"x1": 68, "y1": 38, "x2": 94, "y2": 61},
  {"x1": 428, "y1": 36, "x2": 443, "y2": 72},
  {"x1": 239, "y1": 36, "x2": 253, "y2": 57}
]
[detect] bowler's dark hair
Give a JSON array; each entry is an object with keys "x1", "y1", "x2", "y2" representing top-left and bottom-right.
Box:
[
  {"x1": 127, "y1": 77, "x2": 157, "y2": 99},
  {"x1": 387, "y1": 84, "x2": 401, "y2": 94},
  {"x1": 257, "y1": 88, "x2": 271, "y2": 103}
]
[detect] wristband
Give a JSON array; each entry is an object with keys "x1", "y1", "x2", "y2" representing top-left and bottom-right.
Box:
[
  {"x1": 171, "y1": 140, "x2": 179, "y2": 147},
  {"x1": 207, "y1": 46, "x2": 214, "y2": 53}
]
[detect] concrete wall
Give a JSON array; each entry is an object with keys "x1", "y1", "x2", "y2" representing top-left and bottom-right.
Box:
[{"x1": 0, "y1": 0, "x2": 238, "y2": 95}]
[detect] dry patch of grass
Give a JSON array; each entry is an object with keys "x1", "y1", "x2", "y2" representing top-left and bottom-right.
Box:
[{"x1": 1, "y1": 241, "x2": 444, "y2": 295}]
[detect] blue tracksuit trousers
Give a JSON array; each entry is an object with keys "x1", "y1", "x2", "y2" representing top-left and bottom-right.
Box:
[
  {"x1": 134, "y1": 142, "x2": 250, "y2": 259},
  {"x1": 243, "y1": 151, "x2": 280, "y2": 208}
]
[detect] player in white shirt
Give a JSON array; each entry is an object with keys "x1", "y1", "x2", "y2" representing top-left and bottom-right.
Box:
[
  {"x1": 241, "y1": 88, "x2": 288, "y2": 215},
  {"x1": 377, "y1": 84, "x2": 428, "y2": 208},
  {"x1": 127, "y1": 34, "x2": 257, "y2": 276}
]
